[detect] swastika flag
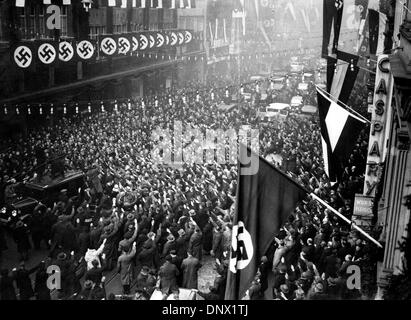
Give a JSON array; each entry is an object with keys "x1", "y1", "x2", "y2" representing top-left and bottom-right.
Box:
[
  {"x1": 11, "y1": 41, "x2": 36, "y2": 71},
  {"x1": 224, "y1": 145, "x2": 307, "y2": 300}
]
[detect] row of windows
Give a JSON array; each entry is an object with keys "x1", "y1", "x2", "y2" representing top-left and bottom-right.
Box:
[
  {"x1": 88, "y1": 23, "x2": 174, "y2": 39},
  {"x1": 18, "y1": 6, "x2": 68, "y2": 39}
]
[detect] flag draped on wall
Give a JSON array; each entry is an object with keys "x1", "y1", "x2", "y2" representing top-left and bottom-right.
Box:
[
  {"x1": 224, "y1": 145, "x2": 307, "y2": 300},
  {"x1": 317, "y1": 88, "x2": 366, "y2": 183},
  {"x1": 326, "y1": 50, "x2": 360, "y2": 104},
  {"x1": 322, "y1": 0, "x2": 344, "y2": 58},
  {"x1": 368, "y1": 8, "x2": 387, "y2": 55}
]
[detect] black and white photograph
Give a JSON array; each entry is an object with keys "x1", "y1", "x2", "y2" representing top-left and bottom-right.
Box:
[{"x1": 0, "y1": 0, "x2": 411, "y2": 306}]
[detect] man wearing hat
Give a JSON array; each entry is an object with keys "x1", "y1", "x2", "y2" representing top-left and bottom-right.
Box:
[
  {"x1": 11, "y1": 262, "x2": 35, "y2": 300},
  {"x1": 136, "y1": 266, "x2": 157, "y2": 299},
  {"x1": 188, "y1": 224, "x2": 203, "y2": 262},
  {"x1": 117, "y1": 242, "x2": 137, "y2": 294},
  {"x1": 118, "y1": 219, "x2": 138, "y2": 253},
  {"x1": 158, "y1": 255, "x2": 180, "y2": 295},
  {"x1": 12, "y1": 220, "x2": 31, "y2": 262},
  {"x1": 181, "y1": 250, "x2": 202, "y2": 289},
  {"x1": 161, "y1": 231, "x2": 175, "y2": 256},
  {"x1": 137, "y1": 232, "x2": 158, "y2": 270}
]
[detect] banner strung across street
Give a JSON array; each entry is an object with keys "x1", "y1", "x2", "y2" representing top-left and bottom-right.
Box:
[{"x1": 11, "y1": 30, "x2": 194, "y2": 68}]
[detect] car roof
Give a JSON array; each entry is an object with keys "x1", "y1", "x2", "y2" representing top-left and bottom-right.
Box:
[
  {"x1": 268, "y1": 103, "x2": 290, "y2": 110},
  {"x1": 301, "y1": 105, "x2": 318, "y2": 113}
]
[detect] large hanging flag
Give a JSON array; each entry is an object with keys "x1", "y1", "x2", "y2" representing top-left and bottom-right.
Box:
[
  {"x1": 368, "y1": 8, "x2": 387, "y2": 55},
  {"x1": 11, "y1": 41, "x2": 36, "y2": 71},
  {"x1": 322, "y1": 0, "x2": 344, "y2": 58},
  {"x1": 224, "y1": 145, "x2": 307, "y2": 300},
  {"x1": 138, "y1": 32, "x2": 150, "y2": 50},
  {"x1": 15, "y1": 0, "x2": 25, "y2": 6},
  {"x1": 327, "y1": 50, "x2": 360, "y2": 104},
  {"x1": 99, "y1": 34, "x2": 118, "y2": 57},
  {"x1": 76, "y1": 39, "x2": 97, "y2": 61},
  {"x1": 118, "y1": 34, "x2": 132, "y2": 55},
  {"x1": 59, "y1": 39, "x2": 76, "y2": 63},
  {"x1": 317, "y1": 87, "x2": 366, "y2": 183},
  {"x1": 36, "y1": 40, "x2": 59, "y2": 67}
]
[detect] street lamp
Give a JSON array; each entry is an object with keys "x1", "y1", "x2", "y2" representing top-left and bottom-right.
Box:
[{"x1": 81, "y1": 0, "x2": 93, "y2": 12}]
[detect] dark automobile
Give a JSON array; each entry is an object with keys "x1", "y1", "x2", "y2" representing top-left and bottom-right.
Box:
[{"x1": 10, "y1": 171, "x2": 86, "y2": 215}]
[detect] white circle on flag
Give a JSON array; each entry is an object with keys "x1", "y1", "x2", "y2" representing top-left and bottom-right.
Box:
[
  {"x1": 101, "y1": 37, "x2": 117, "y2": 55},
  {"x1": 184, "y1": 30, "x2": 193, "y2": 44},
  {"x1": 229, "y1": 221, "x2": 254, "y2": 274},
  {"x1": 77, "y1": 40, "x2": 94, "y2": 60},
  {"x1": 14, "y1": 45, "x2": 32, "y2": 68},
  {"x1": 59, "y1": 41, "x2": 74, "y2": 62},
  {"x1": 132, "y1": 36, "x2": 139, "y2": 51},
  {"x1": 118, "y1": 37, "x2": 131, "y2": 54},
  {"x1": 156, "y1": 33, "x2": 164, "y2": 48},
  {"x1": 149, "y1": 34, "x2": 155, "y2": 48},
  {"x1": 38, "y1": 43, "x2": 57, "y2": 65},
  {"x1": 177, "y1": 32, "x2": 185, "y2": 45},
  {"x1": 170, "y1": 32, "x2": 178, "y2": 46},
  {"x1": 139, "y1": 34, "x2": 149, "y2": 50}
]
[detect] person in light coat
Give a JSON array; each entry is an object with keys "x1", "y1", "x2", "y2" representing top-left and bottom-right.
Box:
[{"x1": 85, "y1": 238, "x2": 106, "y2": 270}]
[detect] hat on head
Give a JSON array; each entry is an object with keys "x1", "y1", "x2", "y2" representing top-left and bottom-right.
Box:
[
  {"x1": 280, "y1": 284, "x2": 289, "y2": 294},
  {"x1": 84, "y1": 280, "x2": 93, "y2": 289},
  {"x1": 15, "y1": 221, "x2": 24, "y2": 228},
  {"x1": 57, "y1": 252, "x2": 67, "y2": 261},
  {"x1": 300, "y1": 271, "x2": 311, "y2": 280},
  {"x1": 147, "y1": 231, "x2": 156, "y2": 238},
  {"x1": 315, "y1": 283, "x2": 324, "y2": 293},
  {"x1": 278, "y1": 264, "x2": 287, "y2": 273},
  {"x1": 104, "y1": 225, "x2": 113, "y2": 234},
  {"x1": 140, "y1": 266, "x2": 150, "y2": 275}
]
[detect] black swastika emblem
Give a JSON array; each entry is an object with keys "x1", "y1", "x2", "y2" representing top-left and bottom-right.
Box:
[
  {"x1": 14, "y1": 46, "x2": 32, "y2": 68},
  {"x1": 59, "y1": 42, "x2": 74, "y2": 62},
  {"x1": 132, "y1": 36, "x2": 139, "y2": 51},
  {"x1": 77, "y1": 41, "x2": 94, "y2": 60},
  {"x1": 140, "y1": 35, "x2": 148, "y2": 50},
  {"x1": 149, "y1": 35, "x2": 155, "y2": 48},
  {"x1": 178, "y1": 33, "x2": 184, "y2": 45},
  {"x1": 118, "y1": 38, "x2": 130, "y2": 54},
  {"x1": 231, "y1": 226, "x2": 249, "y2": 262},
  {"x1": 101, "y1": 38, "x2": 116, "y2": 55},
  {"x1": 185, "y1": 31, "x2": 192, "y2": 44},
  {"x1": 171, "y1": 33, "x2": 177, "y2": 46},
  {"x1": 38, "y1": 43, "x2": 56, "y2": 64},
  {"x1": 156, "y1": 33, "x2": 164, "y2": 48}
]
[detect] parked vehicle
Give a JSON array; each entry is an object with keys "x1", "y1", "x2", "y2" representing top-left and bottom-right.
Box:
[
  {"x1": 298, "y1": 105, "x2": 318, "y2": 118},
  {"x1": 258, "y1": 103, "x2": 290, "y2": 122},
  {"x1": 10, "y1": 171, "x2": 86, "y2": 215}
]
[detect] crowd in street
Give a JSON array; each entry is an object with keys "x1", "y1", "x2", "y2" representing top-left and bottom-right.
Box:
[{"x1": 0, "y1": 57, "x2": 380, "y2": 300}]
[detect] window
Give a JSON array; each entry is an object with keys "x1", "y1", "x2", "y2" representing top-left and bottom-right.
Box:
[
  {"x1": 19, "y1": 8, "x2": 27, "y2": 39},
  {"x1": 39, "y1": 6, "x2": 45, "y2": 38},
  {"x1": 60, "y1": 6, "x2": 68, "y2": 37},
  {"x1": 28, "y1": 5, "x2": 35, "y2": 39}
]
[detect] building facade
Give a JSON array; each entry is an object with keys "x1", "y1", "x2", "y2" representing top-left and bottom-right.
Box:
[{"x1": 374, "y1": 0, "x2": 411, "y2": 299}]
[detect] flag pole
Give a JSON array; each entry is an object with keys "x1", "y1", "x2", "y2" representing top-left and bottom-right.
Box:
[
  {"x1": 310, "y1": 193, "x2": 383, "y2": 248},
  {"x1": 315, "y1": 85, "x2": 371, "y2": 124}
]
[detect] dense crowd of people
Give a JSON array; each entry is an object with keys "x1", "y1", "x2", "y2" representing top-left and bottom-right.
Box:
[{"x1": 0, "y1": 56, "x2": 380, "y2": 300}]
